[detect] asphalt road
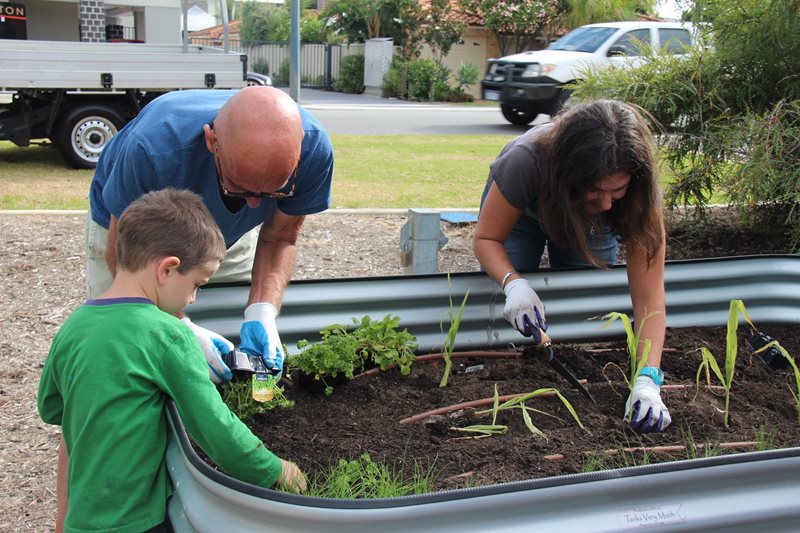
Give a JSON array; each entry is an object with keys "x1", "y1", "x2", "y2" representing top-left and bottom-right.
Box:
[{"x1": 292, "y1": 88, "x2": 550, "y2": 135}]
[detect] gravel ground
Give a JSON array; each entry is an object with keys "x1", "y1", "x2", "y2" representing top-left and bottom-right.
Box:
[{"x1": 0, "y1": 211, "x2": 477, "y2": 531}]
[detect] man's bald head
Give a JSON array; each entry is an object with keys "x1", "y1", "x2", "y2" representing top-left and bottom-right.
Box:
[{"x1": 210, "y1": 86, "x2": 303, "y2": 194}]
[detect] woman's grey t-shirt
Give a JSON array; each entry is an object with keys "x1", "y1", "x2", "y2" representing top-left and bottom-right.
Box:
[{"x1": 487, "y1": 123, "x2": 554, "y2": 223}]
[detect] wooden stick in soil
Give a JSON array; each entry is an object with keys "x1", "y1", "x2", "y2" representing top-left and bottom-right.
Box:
[
  {"x1": 353, "y1": 350, "x2": 522, "y2": 379},
  {"x1": 398, "y1": 381, "x2": 588, "y2": 426}
]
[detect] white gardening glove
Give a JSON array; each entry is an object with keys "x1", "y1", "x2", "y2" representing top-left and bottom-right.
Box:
[
  {"x1": 180, "y1": 317, "x2": 233, "y2": 385},
  {"x1": 625, "y1": 375, "x2": 672, "y2": 433},
  {"x1": 239, "y1": 303, "x2": 284, "y2": 375},
  {"x1": 502, "y1": 278, "x2": 547, "y2": 344}
]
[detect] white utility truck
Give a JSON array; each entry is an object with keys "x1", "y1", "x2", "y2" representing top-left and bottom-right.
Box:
[{"x1": 0, "y1": 39, "x2": 264, "y2": 168}]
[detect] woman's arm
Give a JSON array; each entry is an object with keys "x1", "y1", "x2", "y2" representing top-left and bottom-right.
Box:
[
  {"x1": 625, "y1": 224, "x2": 667, "y2": 368},
  {"x1": 473, "y1": 182, "x2": 524, "y2": 288}
]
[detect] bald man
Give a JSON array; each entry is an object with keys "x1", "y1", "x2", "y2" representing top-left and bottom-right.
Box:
[{"x1": 86, "y1": 86, "x2": 334, "y2": 378}]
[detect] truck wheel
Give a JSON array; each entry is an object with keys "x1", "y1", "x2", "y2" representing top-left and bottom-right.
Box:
[
  {"x1": 56, "y1": 105, "x2": 125, "y2": 169},
  {"x1": 500, "y1": 104, "x2": 539, "y2": 126}
]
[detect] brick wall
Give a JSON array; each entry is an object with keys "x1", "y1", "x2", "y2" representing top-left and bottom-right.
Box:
[{"x1": 80, "y1": 0, "x2": 106, "y2": 42}]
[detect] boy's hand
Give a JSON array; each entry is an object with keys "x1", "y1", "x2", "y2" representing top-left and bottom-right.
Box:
[
  {"x1": 181, "y1": 317, "x2": 234, "y2": 384},
  {"x1": 276, "y1": 459, "x2": 307, "y2": 493},
  {"x1": 239, "y1": 303, "x2": 284, "y2": 375}
]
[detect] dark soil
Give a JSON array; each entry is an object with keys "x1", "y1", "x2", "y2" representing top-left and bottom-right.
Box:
[
  {"x1": 194, "y1": 204, "x2": 800, "y2": 493},
  {"x1": 227, "y1": 323, "x2": 800, "y2": 492}
]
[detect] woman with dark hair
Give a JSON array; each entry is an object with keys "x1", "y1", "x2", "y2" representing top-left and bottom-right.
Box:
[{"x1": 473, "y1": 99, "x2": 670, "y2": 434}]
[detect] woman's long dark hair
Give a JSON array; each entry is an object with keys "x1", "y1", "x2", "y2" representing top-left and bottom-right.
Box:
[{"x1": 536, "y1": 99, "x2": 664, "y2": 267}]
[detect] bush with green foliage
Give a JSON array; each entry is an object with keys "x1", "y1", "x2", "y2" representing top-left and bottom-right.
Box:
[
  {"x1": 332, "y1": 54, "x2": 365, "y2": 94},
  {"x1": 571, "y1": 0, "x2": 800, "y2": 247},
  {"x1": 287, "y1": 314, "x2": 418, "y2": 394},
  {"x1": 272, "y1": 57, "x2": 290, "y2": 85},
  {"x1": 250, "y1": 58, "x2": 269, "y2": 76}
]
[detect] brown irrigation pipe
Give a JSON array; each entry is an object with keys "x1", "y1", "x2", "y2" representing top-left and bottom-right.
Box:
[
  {"x1": 584, "y1": 347, "x2": 679, "y2": 354},
  {"x1": 544, "y1": 442, "x2": 759, "y2": 461},
  {"x1": 398, "y1": 382, "x2": 587, "y2": 426},
  {"x1": 353, "y1": 350, "x2": 522, "y2": 379}
]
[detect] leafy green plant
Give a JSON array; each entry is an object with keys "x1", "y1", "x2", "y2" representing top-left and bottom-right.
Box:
[
  {"x1": 289, "y1": 324, "x2": 360, "y2": 395},
  {"x1": 332, "y1": 54, "x2": 365, "y2": 94},
  {"x1": 439, "y1": 276, "x2": 470, "y2": 387},
  {"x1": 288, "y1": 315, "x2": 418, "y2": 394},
  {"x1": 694, "y1": 300, "x2": 755, "y2": 428},
  {"x1": 221, "y1": 379, "x2": 294, "y2": 422},
  {"x1": 598, "y1": 311, "x2": 656, "y2": 419},
  {"x1": 353, "y1": 314, "x2": 418, "y2": 375},
  {"x1": 306, "y1": 452, "x2": 439, "y2": 498}
]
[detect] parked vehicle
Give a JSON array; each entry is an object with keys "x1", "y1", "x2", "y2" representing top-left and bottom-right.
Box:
[
  {"x1": 0, "y1": 38, "x2": 270, "y2": 168},
  {"x1": 481, "y1": 21, "x2": 694, "y2": 125}
]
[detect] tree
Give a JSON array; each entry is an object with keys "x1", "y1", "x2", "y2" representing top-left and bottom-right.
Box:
[
  {"x1": 421, "y1": 0, "x2": 467, "y2": 63},
  {"x1": 239, "y1": 0, "x2": 327, "y2": 44},
  {"x1": 323, "y1": 0, "x2": 412, "y2": 42},
  {"x1": 459, "y1": 0, "x2": 561, "y2": 56},
  {"x1": 559, "y1": 0, "x2": 656, "y2": 28}
]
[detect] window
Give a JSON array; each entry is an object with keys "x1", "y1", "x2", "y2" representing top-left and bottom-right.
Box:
[
  {"x1": 609, "y1": 29, "x2": 651, "y2": 56},
  {"x1": 660, "y1": 28, "x2": 692, "y2": 54}
]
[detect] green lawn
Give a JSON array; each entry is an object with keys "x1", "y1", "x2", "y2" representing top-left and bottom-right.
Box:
[{"x1": 1, "y1": 135, "x2": 682, "y2": 210}]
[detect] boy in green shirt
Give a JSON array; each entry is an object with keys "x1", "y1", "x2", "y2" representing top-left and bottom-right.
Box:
[{"x1": 38, "y1": 189, "x2": 305, "y2": 533}]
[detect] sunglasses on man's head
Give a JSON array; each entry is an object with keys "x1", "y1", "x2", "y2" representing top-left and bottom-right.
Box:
[{"x1": 210, "y1": 129, "x2": 298, "y2": 200}]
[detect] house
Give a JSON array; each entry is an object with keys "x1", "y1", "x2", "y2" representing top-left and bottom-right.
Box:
[{"x1": 9, "y1": 0, "x2": 183, "y2": 43}]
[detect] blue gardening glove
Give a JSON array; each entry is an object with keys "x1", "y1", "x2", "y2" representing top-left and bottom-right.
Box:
[
  {"x1": 181, "y1": 317, "x2": 233, "y2": 384},
  {"x1": 502, "y1": 278, "x2": 547, "y2": 344},
  {"x1": 239, "y1": 303, "x2": 284, "y2": 375},
  {"x1": 625, "y1": 375, "x2": 672, "y2": 433}
]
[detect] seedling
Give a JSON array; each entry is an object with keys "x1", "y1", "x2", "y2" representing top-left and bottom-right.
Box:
[
  {"x1": 455, "y1": 384, "x2": 585, "y2": 440},
  {"x1": 305, "y1": 452, "x2": 439, "y2": 498},
  {"x1": 439, "y1": 274, "x2": 470, "y2": 388},
  {"x1": 694, "y1": 299, "x2": 755, "y2": 428},
  {"x1": 751, "y1": 340, "x2": 800, "y2": 424},
  {"x1": 598, "y1": 311, "x2": 657, "y2": 419},
  {"x1": 288, "y1": 315, "x2": 419, "y2": 394},
  {"x1": 353, "y1": 314, "x2": 418, "y2": 375},
  {"x1": 221, "y1": 379, "x2": 294, "y2": 422},
  {"x1": 289, "y1": 325, "x2": 360, "y2": 395}
]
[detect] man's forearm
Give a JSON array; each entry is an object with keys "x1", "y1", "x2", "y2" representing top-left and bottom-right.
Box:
[{"x1": 248, "y1": 237, "x2": 297, "y2": 309}]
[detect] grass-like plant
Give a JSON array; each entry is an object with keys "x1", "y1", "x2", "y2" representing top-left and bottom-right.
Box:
[
  {"x1": 694, "y1": 299, "x2": 754, "y2": 428},
  {"x1": 221, "y1": 379, "x2": 294, "y2": 422},
  {"x1": 454, "y1": 385, "x2": 585, "y2": 439},
  {"x1": 751, "y1": 340, "x2": 800, "y2": 424},
  {"x1": 305, "y1": 452, "x2": 439, "y2": 498},
  {"x1": 439, "y1": 274, "x2": 470, "y2": 388},
  {"x1": 598, "y1": 311, "x2": 656, "y2": 419}
]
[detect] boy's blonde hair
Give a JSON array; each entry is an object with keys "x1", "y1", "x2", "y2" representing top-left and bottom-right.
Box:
[{"x1": 116, "y1": 189, "x2": 226, "y2": 273}]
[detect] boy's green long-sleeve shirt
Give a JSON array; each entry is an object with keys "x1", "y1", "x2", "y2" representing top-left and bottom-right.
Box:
[{"x1": 38, "y1": 298, "x2": 282, "y2": 533}]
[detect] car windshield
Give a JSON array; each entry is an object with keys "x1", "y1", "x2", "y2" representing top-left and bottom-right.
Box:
[{"x1": 547, "y1": 27, "x2": 618, "y2": 53}]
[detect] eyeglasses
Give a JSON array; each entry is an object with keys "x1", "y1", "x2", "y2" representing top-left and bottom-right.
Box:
[{"x1": 210, "y1": 129, "x2": 297, "y2": 200}]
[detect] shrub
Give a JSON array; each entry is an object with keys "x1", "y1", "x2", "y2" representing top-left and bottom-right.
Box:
[
  {"x1": 383, "y1": 58, "x2": 410, "y2": 99},
  {"x1": 272, "y1": 57, "x2": 290, "y2": 86},
  {"x1": 406, "y1": 58, "x2": 450, "y2": 102},
  {"x1": 250, "y1": 58, "x2": 269, "y2": 76},
  {"x1": 333, "y1": 54, "x2": 365, "y2": 94}
]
